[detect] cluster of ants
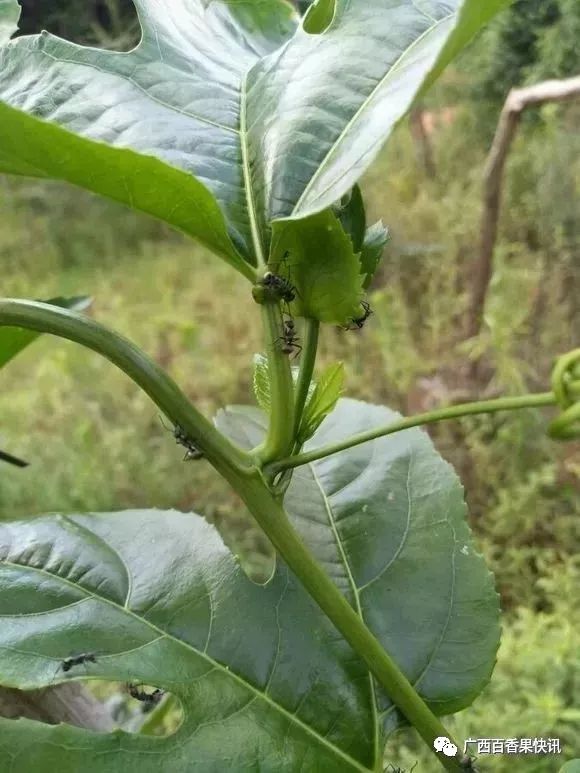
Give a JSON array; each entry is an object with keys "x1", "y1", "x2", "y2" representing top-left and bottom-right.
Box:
[
  {"x1": 156, "y1": 255, "x2": 372, "y2": 463},
  {"x1": 61, "y1": 653, "x2": 165, "y2": 711},
  {"x1": 258, "y1": 253, "x2": 373, "y2": 360}
]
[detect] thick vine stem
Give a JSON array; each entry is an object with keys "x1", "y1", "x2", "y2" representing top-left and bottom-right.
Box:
[
  {"x1": 269, "y1": 392, "x2": 557, "y2": 473},
  {"x1": 0, "y1": 299, "x2": 252, "y2": 478}
]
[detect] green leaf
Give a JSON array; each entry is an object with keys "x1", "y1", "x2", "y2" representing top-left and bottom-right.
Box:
[
  {"x1": 333, "y1": 185, "x2": 367, "y2": 254},
  {"x1": 0, "y1": 398, "x2": 500, "y2": 769},
  {"x1": 560, "y1": 763, "x2": 580, "y2": 773},
  {"x1": 252, "y1": 353, "x2": 271, "y2": 412},
  {"x1": 252, "y1": 353, "x2": 314, "y2": 413},
  {"x1": 299, "y1": 361, "x2": 345, "y2": 443},
  {"x1": 0, "y1": 509, "x2": 385, "y2": 772},
  {"x1": 303, "y1": 0, "x2": 336, "y2": 34},
  {"x1": 361, "y1": 221, "x2": 389, "y2": 289},
  {"x1": 0, "y1": 296, "x2": 91, "y2": 369},
  {"x1": 0, "y1": 0, "x2": 297, "y2": 275},
  {"x1": 270, "y1": 209, "x2": 364, "y2": 325},
  {"x1": 0, "y1": 0, "x2": 509, "y2": 274},
  {"x1": 218, "y1": 399, "x2": 501, "y2": 730},
  {"x1": 247, "y1": 0, "x2": 513, "y2": 228}
]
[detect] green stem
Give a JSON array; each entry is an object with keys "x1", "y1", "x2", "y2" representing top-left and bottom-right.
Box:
[
  {"x1": 259, "y1": 303, "x2": 295, "y2": 463},
  {"x1": 234, "y1": 471, "x2": 464, "y2": 772},
  {"x1": 270, "y1": 392, "x2": 557, "y2": 473},
  {"x1": 293, "y1": 318, "x2": 320, "y2": 438},
  {"x1": 0, "y1": 299, "x2": 252, "y2": 478}
]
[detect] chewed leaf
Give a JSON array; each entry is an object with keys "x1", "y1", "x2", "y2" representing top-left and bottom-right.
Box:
[{"x1": 0, "y1": 510, "x2": 381, "y2": 771}]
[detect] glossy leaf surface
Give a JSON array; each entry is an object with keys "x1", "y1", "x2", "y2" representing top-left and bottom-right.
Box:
[{"x1": 0, "y1": 0, "x2": 509, "y2": 277}]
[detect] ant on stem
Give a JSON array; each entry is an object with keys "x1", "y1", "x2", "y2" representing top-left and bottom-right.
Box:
[
  {"x1": 160, "y1": 417, "x2": 204, "y2": 461},
  {"x1": 277, "y1": 316, "x2": 302, "y2": 358}
]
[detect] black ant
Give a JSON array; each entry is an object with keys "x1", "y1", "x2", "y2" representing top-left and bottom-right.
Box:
[
  {"x1": 161, "y1": 418, "x2": 204, "y2": 461},
  {"x1": 126, "y1": 683, "x2": 165, "y2": 711},
  {"x1": 173, "y1": 425, "x2": 204, "y2": 461},
  {"x1": 61, "y1": 652, "x2": 97, "y2": 672},
  {"x1": 345, "y1": 300, "x2": 373, "y2": 330},
  {"x1": 0, "y1": 449, "x2": 28, "y2": 468},
  {"x1": 277, "y1": 316, "x2": 302, "y2": 357},
  {"x1": 258, "y1": 271, "x2": 297, "y2": 304},
  {"x1": 254, "y1": 251, "x2": 299, "y2": 305},
  {"x1": 385, "y1": 763, "x2": 417, "y2": 773}
]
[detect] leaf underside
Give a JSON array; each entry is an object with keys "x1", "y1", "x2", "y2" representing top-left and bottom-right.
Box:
[
  {"x1": 0, "y1": 0, "x2": 510, "y2": 276},
  {"x1": 0, "y1": 399, "x2": 500, "y2": 771}
]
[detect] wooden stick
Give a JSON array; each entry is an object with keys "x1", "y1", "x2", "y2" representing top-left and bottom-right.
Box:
[{"x1": 466, "y1": 76, "x2": 580, "y2": 342}]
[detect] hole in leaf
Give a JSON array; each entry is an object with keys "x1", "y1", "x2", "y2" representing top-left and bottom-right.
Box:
[
  {"x1": 94, "y1": 681, "x2": 183, "y2": 736},
  {"x1": 16, "y1": 0, "x2": 140, "y2": 51},
  {"x1": 3, "y1": 682, "x2": 182, "y2": 738}
]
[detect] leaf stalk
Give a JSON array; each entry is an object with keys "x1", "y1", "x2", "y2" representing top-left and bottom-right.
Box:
[
  {"x1": 258, "y1": 303, "x2": 296, "y2": 464},
  {"x1": 270, "y1": 392, "x2": 557, "y2": 473}
]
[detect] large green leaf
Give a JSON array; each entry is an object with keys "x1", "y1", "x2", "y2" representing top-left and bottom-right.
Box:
[
  {"x1": 0, "y1": 400, "x2": 500, "y2": 770},
  {"x1": 0, "y1": 510, "x2": 382, "y2": 772},
  {"x1": 247, "y1": 0, "x2": 512, "y2": 231},
  {"x1": 218, "y1": 398, "x2": 501, "y2": 730},
  {"x1": 0, "y1": 1, "x2": 297, "y2": 274},
  {"x1": 0, "y1": 0, "x2": 510, "y2": 274}
]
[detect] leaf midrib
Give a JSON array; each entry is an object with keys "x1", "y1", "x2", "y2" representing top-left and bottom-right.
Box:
[
  {"x1": 292, "y1": 12, "x2": 454, "y2": 214},
  {"x1": 0, "y1": 555, "x2": 368, "y2": 772},
  {"x1": 310, "y1": 463, "x2": 380, "y2": 768},
  {"x1": 240, "y1": 72, "x2": 265, "y2": 266}
]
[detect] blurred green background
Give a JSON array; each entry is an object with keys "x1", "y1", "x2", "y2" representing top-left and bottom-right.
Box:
[{"x1": 1, "y1": 1, "x2": 579, "y2": 770}]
